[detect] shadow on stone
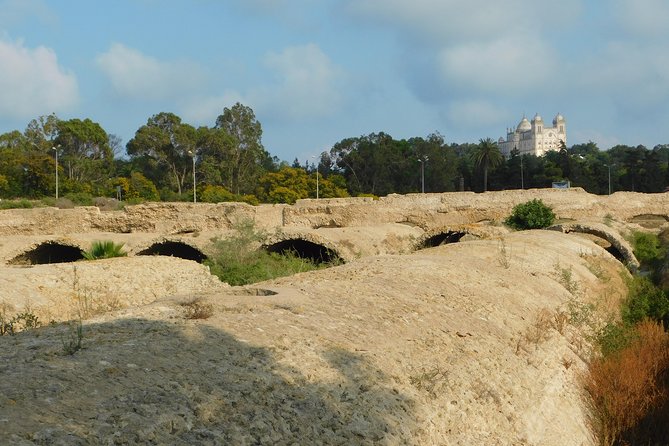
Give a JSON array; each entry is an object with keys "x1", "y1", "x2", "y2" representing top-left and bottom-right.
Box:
[
  {"x1": 8, "y1": 241, "x2": 85, "y2": 265},
  {"x1": 137, "y1": 241, "x2": 207, "y2": 263},
  {"x1": 0, "y1": 318, "x2": 416, "y2": 444}
]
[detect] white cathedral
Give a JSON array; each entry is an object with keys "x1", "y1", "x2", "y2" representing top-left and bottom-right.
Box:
[{"x1": 498, "y1": 113, "x2": 566, "y2": 158}]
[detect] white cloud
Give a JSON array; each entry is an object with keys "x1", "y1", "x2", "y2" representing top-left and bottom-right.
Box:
[
  {"x1": 578, "y1": 41, "x2": 669, "y2": 111},
  {"x1": 96, "y1": 43, "x2": 207, "y2": 101},
  {"x1": 438, "y1": 36, "x2": 557, "y2": 93},
  {"x1": 613, "y1": 0, "x2": 669, "y2": 37},
  {"x1": 341, "y1": 0, "x2": 581, "y2": 43},
  {"x1": 250, "y1": 43, "x2": 344, "y2": 120},
  {"x1": 447, "y1": 100, "x2": 508, "y2": 129},
  {"x1": 0, "y1": 0, "x2": 56, "y2": 27},
  {"x1": 338, "y1": 0, "x2": 578, "y2": 111},
  {"x1": 0, "y1": 38, "x2": 78, "y2": 118},
  {"x1": 181, "y1": 91, "x2": 246, "y2": 125},
  {"x1": 182, "y1": 44, "x2": 344, "y2": 125}
]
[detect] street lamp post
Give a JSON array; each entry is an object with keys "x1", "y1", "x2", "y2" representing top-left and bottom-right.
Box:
[
  {"x1": 188, "y1": 150, "x2": 196, "y2": 203},
  {"x1": 605, "y1": 164, "x2": 613, "y2": 195},
  {"x1": 418, "y1": 155, "x2": 428, "y2": 193},
  {"x1": 52, "y1": 145, "x2": 60, "y2": 200}
]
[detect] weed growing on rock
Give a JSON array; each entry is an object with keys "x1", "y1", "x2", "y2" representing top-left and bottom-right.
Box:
[
  {"x1": 554, "y1": 262, "x2": 579, "y2": 295},
  {"x1": 83, "y1": 240, "x2": 127, "y2": 260},
  {"x1": 497, "y1": 239, "x2": 510, "y2": 269},
  {"x1": 0, "y1": 302, "x2": 41, "y2": 336},
  {"x1": 62, "y1": 319, "x2": 83, "y2": 355}
]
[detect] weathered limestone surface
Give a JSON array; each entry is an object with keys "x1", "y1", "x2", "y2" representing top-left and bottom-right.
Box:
[
  {"x1": 2, "y1": 188, "x2": 668, "y2": 237},
  {"x1": 0, "y1": 189, "x2": 664, "y2": 444}
]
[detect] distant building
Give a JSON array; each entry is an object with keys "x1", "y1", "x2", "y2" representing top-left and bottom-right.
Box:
[{"x1": 498, "y1": 113, "x2": 566, "y2": 158}]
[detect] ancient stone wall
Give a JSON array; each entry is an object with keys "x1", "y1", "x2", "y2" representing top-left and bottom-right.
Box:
[{"x1": 1, "y1": 188, "x2": 668, "y2": 236}]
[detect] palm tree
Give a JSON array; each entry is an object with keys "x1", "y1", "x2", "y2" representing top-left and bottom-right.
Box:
[{"x1": 471, "y1": 138, "x2": 503, "y2": 192}]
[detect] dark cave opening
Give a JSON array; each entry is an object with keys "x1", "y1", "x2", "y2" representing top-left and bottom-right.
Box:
[
  {"x1": 264, "y1": 239, "x2": 343, "y2": 265},
  {"x1": 137, "y1": 241, "x2": 207, "y2": 263},
  {"x1": 418, "y1": 231, "x2": 467, "y2": 250},
  {"x1": 9, "y1": 242, "x2": 85, "y2": 265}
]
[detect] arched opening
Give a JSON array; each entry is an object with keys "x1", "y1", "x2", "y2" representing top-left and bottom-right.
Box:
[
  {"x1": 137, "y1": 241, "x2": 207, "y2": 263},
  {"x1": 9, "y1": 242, "x2": 85, "y2": 265},
  {"x1": 565, "y1": 231, "x2": 629, "y2": 265},
  {"x1": 417, "y1": 231, "x2": 467, "y2": 250},
  {"x1": 630, "y1": 214, "x2": 669, "y2": 229},
  {"x1": 604, "y1": 245, "x2": 625, "y2": 264},
  {"x1": 264, "y1": 239, "x2": 343, "y2": 265}
]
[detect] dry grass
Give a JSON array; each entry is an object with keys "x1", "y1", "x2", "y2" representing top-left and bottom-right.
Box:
[
  {"x1": 583, "y1": 320, "x2": 669, "y2": 446},
  {"x1": 181, "y1": 298, "x2": 214, "y2": 320},
  {"x1": 516, "y1": 308, "x2": 554, "y2": 354}
]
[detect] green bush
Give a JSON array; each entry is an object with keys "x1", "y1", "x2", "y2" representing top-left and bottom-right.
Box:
[
  {"x1": 631, "y1": 231, "x2": 666, "y2": 270},
  {"x1": 622, "y1": 275, "x2": 669, "y2": 326},
  {"x1": 83, "y1": 241, "x2": 127, "y2": 260},
  {"x1": 205, "y1": 220, "x2": 329, "y2": 285},
  {"x1": 505, "y1": 199, "x2": 555, "y2": 230},
  {"x1": 0, "y1": 199, "x2": 35, "y2": 210},
  {"x1": 597, "y1": 321, "x2": 636, "y2": 357},
  {"x1": 200, "y1": 185, "x2": 236, "y2": 203},
  {"x1": 64, "y1": 192, "x2": 94, "y2": 206}
]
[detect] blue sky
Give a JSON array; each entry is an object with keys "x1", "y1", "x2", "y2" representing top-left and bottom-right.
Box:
[{"x1": 1, "y1": 0, "x2": 669, "y2": 163}]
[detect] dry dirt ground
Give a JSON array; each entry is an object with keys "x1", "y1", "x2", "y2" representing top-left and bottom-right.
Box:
[{"x1": 0, "y1": 229, "x2": 627, "y2": 445}]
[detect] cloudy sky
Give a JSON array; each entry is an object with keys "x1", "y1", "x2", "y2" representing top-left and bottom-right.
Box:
[{"x1": 1, "y1": 0, "x2": 668, "y2": 162}]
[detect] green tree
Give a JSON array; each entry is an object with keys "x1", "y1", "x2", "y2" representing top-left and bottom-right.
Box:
[
  {"x1": 55, "y1": 118, "x2": 114, "y2": 189},
  {"x1": 256, "y1": 166, "x2": 310, "y2": 204},
  {"x1": 318, "y1": 174, "x2": 350, "y2": 199},
  {"x1": 471, "y1": 138, "x2": 503, "y2": 192},
  {"x1": 126, "y1": 112, "x2": 197, "y2": 197},
  {"x1": 200, "y1": 185, "x2": 237, "y2": 203},
  {"x1": 215, "y1": 103, "x2": 271, "y2": 195},
  {"x1": 24, "y1": 113, "x2": 59, "y2": 151}
]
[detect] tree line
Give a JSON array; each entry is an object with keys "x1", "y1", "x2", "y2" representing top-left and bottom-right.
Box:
[{"x1": 1, "y1": 103, "x2": 668, "y2": 205}]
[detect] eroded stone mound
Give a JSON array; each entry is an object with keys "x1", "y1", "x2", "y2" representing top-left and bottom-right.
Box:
[{"x1": 0, "y1": 230, "x2": 626, "y2": 445}]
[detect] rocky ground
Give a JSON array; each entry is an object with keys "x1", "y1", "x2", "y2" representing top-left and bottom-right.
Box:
[{"x1": 0, "y1": 228, "x2": 628, "y2": 445}]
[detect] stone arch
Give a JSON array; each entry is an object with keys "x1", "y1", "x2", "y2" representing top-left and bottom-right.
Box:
[
  {"x1": 263, "y1": 237, "x2": 344, "y2": 265},
  {"x1": 8, "y1": 241, "x2": 85, "y2": 265},
  {"x1": 415, "y1": 231, "x2": 468, "y2": 250},
  {"x1": 629, "y1": 214, "x2": 669, "y2": 229},
  {"x1": 413, "y1": 225, "x2": 490, "y2": 251},
  {"x1": 549, "y1": 223, "x2": 639, "y2": 270},
  {"x1": 136, "y1": 240, "x2": 208, "y2": 263}
]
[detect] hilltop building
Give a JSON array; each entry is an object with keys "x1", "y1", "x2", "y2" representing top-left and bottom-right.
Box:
[{"x1": 498, "y1": 113, "x2": 566, "y2": 158}]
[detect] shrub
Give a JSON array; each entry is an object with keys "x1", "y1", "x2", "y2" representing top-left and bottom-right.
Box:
[
  {"x1": 200, "y1": 185, "x2": 236, "y2": 203},
  {"x1": 128, "y1": 172, "x2": 160, "y2": 201},
  {"x1": 205, "y1": 220, "x2": 329, "y2": 285},
  {"x1": 597, "y1": 321, "x2": 636, "y2": 357},
  {"x1": 585, "y1": 320, "x2": 669, "y2": 446},
  {"x1": 505, "y1": 199, "x2": 555, "y2": 230},
  {"x1": 93, "y1": 197, "x2": 122, "y2": 211},
  {"x1": 62, "y1": 320, "x2": 83, "y2": 355},
  {"x1": 622, "y1": 275, "x2": 669, "y2": 326},
  {"x1": 181, "y1": 298, "x2": 214, "y2": 319},
  {"x1": 83, "y1": 240, "x2": 127, "y2": 260},
  {"x1": 631, "y1": 231, "x2": 666, "y2": 271},
  {"x1": 64, "y1": 192, "x2": 94, "y2": 206},
  {"x1": 0, "y1": 199, "x2": 35, "y2": 210}
]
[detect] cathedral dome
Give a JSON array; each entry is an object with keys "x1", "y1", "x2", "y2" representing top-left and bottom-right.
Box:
[
  {"x1": 553, "y1": 113, "x2": 565, "y2": 125},
  {"x1": 516, "y1": 117, "x2": 531, "y2": 132},
  {"x1": 532, "y1": 113, "x2": 543, "y2": 123}
]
